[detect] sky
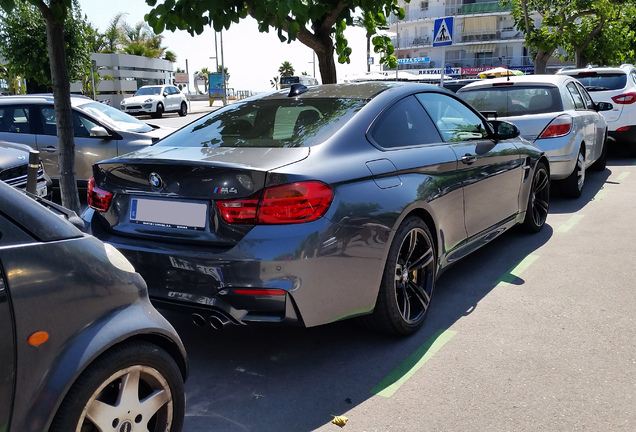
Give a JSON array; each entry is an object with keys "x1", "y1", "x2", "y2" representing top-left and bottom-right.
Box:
[{"x1": 78, "y1": 0, "x2": 374, "y2": 93}]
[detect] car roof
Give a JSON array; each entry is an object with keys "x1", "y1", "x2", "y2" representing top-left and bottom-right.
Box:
[
  {"x1": 0, "y1": 93, "x2": 94, "y2": 108},
  {"x1": 458, "y1": 74, "x2": 572, "y2": 91},
  {"x1": 557, "y1": 64, "x2": 634, "y2": 75},
  {"x1": 260, "y1": 81, "x2": 444, "y2": 101}
]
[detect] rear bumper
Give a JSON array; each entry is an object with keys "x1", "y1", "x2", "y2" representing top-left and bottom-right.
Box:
[
  {"x1": 82, "y1": 208, "x2": 389, "y2": 328},
  {"x1": 608, "y1": 126, "x2": 636, "y2": 145}
]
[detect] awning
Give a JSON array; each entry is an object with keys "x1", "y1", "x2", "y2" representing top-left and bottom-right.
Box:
[
  {"x1": 463, "y1": 16, "x2": 497, "y2": 32},
  {"x1": 466, "y1": 43, "x2": 495, "y2": 53}
]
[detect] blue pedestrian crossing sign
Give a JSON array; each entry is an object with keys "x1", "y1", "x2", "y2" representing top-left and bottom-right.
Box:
[{"x1": 433, "y1": 17, "x2": 454, "y2": 47}]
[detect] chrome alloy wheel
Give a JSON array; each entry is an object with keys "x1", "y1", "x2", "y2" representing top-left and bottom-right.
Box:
[
  {"x1": 77, "y1": 365, "x2": 173, "y2": 432},
  {"x1": 393, "y1": 227, "x2": 435, "y2": 324},
  {"x1": 576, "y1": 150, "x2": 586, "y2": 192}
]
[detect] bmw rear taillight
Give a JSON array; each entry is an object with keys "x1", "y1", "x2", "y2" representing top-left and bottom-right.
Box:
[
  {"x1": 87, "y1": 176, "x2": 114, "y2": 211},
  {"x1": 216, "y1": 181, "x2": 334, "y2": 224},
  {"x1": 539, "y1": 116, "x2": 572, "y2": 138},
  {"x1": 611, "y1": 92, "x2": 636, "y2": 104}
]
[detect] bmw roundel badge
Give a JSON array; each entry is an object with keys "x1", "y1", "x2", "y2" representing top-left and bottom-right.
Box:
[{"x1": 149, "y1": 172, "x2": 163, "y2": 188}]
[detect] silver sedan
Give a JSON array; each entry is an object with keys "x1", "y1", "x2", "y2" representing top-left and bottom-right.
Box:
[{"x1": 458, "y1": 74, "x2": 612, "y2": 198}]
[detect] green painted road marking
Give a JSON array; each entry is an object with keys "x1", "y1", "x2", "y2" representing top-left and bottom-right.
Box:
[
  {"x1": 372, "y1": 329, "x2": 456, "y2": 398},
  {"x1": 592, "y1": 189, "x2": 609, "y2": 201},
  {"x1": 556, "y1": 214, "x2": 584, "y2": 233},
  {"x1": 617, "y1": 172, "x2": 630, "y2": 181},
  {"x1": 495, "y1": 254, "x2": 540, "y2": 287}
]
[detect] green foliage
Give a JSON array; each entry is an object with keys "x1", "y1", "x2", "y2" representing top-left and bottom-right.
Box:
[
  {"x1": 278, "y1": 61, "x2": 295, "y2": 77},
  {"x1": 0, "y1": 0, "x2": 90, "y2": 87},
  {"x1": 144, "y1": 0, "x2": 408, "y2": 83}
]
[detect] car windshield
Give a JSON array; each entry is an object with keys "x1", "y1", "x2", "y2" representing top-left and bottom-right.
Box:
[
  {"x1": 460, "y1": 85, "x2": 564, "y2": 117},
  {"x1": 79, "y1": 102, "x2": 153, "y2": 133},
  {"x1": 571, "y1": 73, "x2": 627, "y2": 91},
  {"x1": 135, "y1": 87, "x2": 162, "y2": 96},
  {"x1": 154, "y1": 98, "x2": 368, "y2": 148}
]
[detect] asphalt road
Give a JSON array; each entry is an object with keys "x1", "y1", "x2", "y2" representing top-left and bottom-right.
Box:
[{"x1": 147, "y1": 140, "x2": 636, "y2": 431}]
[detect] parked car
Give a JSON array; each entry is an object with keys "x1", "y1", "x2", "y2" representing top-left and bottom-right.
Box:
[
  {"x1": 557, "y1": 64, "x2": 636, "y2": 153},
  {"x1": 441, "y1": 78, "x2": 482, "y2": 93},
  {"x1": 458, "y1": 75, "x2": 611, "y2": 198},
  {"x1": 0, "y1": 180, "x2": 187, "y2": 431},
  {"x1": 82, "y1": 82, "x2": 550, "y2": 337},
  {"x1": 0, "y1": 140, "x2": 51, "y2": 198},
  {"x1": 120, "y1": 85, "x2": 188, "y2": 118},
  {"x1": 0, "y1": 94, "x2": 174, "y2": 188}
]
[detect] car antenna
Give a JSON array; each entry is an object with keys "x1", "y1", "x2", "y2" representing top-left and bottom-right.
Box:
[{"x1": 288, "y1": 83, "x2": 308, "y2": 97}]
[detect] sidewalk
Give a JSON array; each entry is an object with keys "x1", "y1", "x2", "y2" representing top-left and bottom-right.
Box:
[{"x1": 187, "y1": 99, "x2": 223, "y2": 114}]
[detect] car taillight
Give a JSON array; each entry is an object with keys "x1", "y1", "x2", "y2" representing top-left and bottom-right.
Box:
[
  {"x1": 87, "y1": 176, "x2": 114, "y2": 211},
  {"x1": 539, "y1": 116, "x2": 572, "y2": 138},
  {"x1": 611, "y1": 92, "x2": 636, "y2": 104},
  {"x1": 216, "y1": 181, "x2": 334, "y2": 224}
]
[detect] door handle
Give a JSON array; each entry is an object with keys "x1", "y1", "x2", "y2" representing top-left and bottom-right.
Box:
[
  {"x1": 461, "y1": 154, "x2": 476, "y2": 165},
  {"x1": 41, "y1": 146, "x2": 57, "y2": 153}
]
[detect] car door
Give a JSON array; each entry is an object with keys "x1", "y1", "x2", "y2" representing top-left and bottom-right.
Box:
[
  {"x1": 0, "y1": 217, "x2": 17, "y2": 431},
  {"x1": 0, "y1": 104, "x2": 38, "y2": 151},
  {"x1": 35, "y1": 105, "x2": 119, "y2": 182},
  {"x1": 576, "y1": 81, "x2": 606, "y2": 163},
  {"x1": 565, "y1": 81, "x2": 597, "y2": 164},
  {"x1": 416, "y1": 92, "x2": 525, "y2": 238}
]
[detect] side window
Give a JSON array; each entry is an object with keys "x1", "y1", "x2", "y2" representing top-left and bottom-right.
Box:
[
  {"x1": 40, "y1": 107, "x2": 57, "y2": 136},
  {"x1": 576, "y1": 83, "x2": 595, "y2": 109},
  {"x1": 369, "y1": 96, "x2": 441, "y2": 148},
  {"x1": 566, "y1": 82, "x2": 585, "y2": 109},
  {"x1": 74, "y1": 112, "x2": 100, "y2": 137},
  {"x1": 631, "y1": 70, "x2": 636, "y2": 86},
  {"x1": 0, "y1": 106, "x2": 31, "y2": 134},
  {"x1": 416, "y1": 92, "x2": 488, "y2": 142}
]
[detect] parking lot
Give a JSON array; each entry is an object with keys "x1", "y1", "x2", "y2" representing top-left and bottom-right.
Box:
[{"x1": 150, "y1": 146, "x2": 636, "y2": 431}]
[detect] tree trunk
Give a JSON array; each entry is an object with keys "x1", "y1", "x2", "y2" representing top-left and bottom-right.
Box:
[
  {"x1": 41, "y1": 3, "x2": 80, "y2": 214},
  {"x1": 533, "y1": 49, "x2": 554, "y2": 74},
  {"x1": 366, "y1": 33, "x2": 371, "y2": 73},
  {"x1": 297, "y1": 28, "x2": 337, "y2": 84}
]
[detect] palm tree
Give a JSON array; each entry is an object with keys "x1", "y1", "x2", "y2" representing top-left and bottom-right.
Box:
[
  {"x1": 101, "y1": 12, "x2": 126, "y2": 53},
  {"x1": 270, "y1": 76, "x2": 279, "y2": 89},
  {"x1": 278, "y1": 61, "x2": 295, "y2": 77}
]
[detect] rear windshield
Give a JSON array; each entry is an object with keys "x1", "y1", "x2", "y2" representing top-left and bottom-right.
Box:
[
  {"x1": 155, "y1": 98, "x2": 367, "y2": 148},
  {"x1": 569, "y1": 73, "x2": 627, "y2": 91},
  {"x1": 460, "y1": 85, "x2": 564, "y2": 117}
]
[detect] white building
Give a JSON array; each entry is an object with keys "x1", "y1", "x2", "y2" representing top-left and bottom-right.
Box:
[{"x1": 386, "y1": 0, "x2": 567, "y2": 77}]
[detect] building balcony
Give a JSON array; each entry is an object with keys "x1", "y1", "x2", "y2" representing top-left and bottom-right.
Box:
[{"x1": 458, "y1": 2, "x2": 512, "y2": 15}]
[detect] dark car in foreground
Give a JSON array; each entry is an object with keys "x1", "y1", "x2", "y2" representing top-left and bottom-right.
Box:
[
  {"x1": 82, "y1": 82, "x2": 550, "y2": 337},
  {"x1": 0, "y1": 181, "x2": 187, "y2": 431}
]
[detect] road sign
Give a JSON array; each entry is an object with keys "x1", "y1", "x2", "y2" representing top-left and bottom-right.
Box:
[
  {"x1": 175, "y1": 72, "x2": 189, "y2": 84},
  {"x1": 433, "y1": 17, "x2": 454, "y2": 47}
]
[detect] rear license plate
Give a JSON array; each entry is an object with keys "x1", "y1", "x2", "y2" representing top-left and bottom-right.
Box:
[{"x1": 130, "y1": 198, "x2": 207, "y2": 230}]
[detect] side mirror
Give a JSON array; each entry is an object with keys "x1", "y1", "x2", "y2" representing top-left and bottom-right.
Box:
[
  {"x1": 163, "y1": 91, "x2": 168, "y2": 97},
  {"x1": 90, "y1": 126, "x2": 111, "y2": 138},
  {"x1": 490, "y1": 120, "x2": 520, "y2": 140},
  {"x1": 595, "y1": 101, "x2": 613, "y2": 112}
]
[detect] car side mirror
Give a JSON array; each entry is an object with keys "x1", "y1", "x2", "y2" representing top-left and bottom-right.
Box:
[
  {"x1": 163, "y1": 91, "x2": 168, "y2": 97},
  {"x1": 595, "y1": 101, "x2": 613, "y2": 112},
  {"x1": 490, "y1": 120, "x2": 520, "y2": 140},
  {"x1": 90, "y1": 126, "x2": 111, "y2": 138}
]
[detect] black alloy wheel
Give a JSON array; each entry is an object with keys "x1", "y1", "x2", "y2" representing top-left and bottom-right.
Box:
[
  {"x1": 366, "y1": 216, "x2": 437, "y2": 336},
  {"x1": 522, "y1": 160, "x2": 550, "y2": 233},
  {"x1": 179, "y1": 102, "x2": 187, "y2": 117}
]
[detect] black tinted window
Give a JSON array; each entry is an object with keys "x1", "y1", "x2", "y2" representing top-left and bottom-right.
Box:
[
  {"x1": 0, "y1": 106, "x2": 31, "y2": 134},
  {"x1": 461, "y1": 86, "x2": 563, "y2": 116},
  {"x1": 572, "y1": 73, "x2": 627, "y2": 91},
  {"x1": 156, "y1": 98, "x2": 367, "y2": 148},
  {"x1": 369, "y1": 96, "x2": 441, "y2": 148}
]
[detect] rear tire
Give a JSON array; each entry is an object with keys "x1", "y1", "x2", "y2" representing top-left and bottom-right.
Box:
[
  {"x1": 522, "y1": 161, "x2": 550, "y2": 233},
  {"x1": 363, "y1": 216, "x2": 436, "y2": 337},
  {"x1": 178, "y1": 102, "x2": 187, "y2": 117},
  {"x1": 561, "y1": 148, "x2": 585, "y2": 198},
  {"x1": 50, "y1": 341, "x2": 185, "y2": 432}
]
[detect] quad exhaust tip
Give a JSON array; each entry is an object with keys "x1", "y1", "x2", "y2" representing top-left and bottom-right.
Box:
[{"x1": 191, "y1": 312, "x2": 230, "y2": 330}]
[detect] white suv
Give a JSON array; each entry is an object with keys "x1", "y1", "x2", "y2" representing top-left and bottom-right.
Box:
[
  {"x1": 120, "y1": 84, "x2": 188, "y2": 118},
  {"x1": 557, "y1": 65, "x2": 636, "y2": 151}
]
